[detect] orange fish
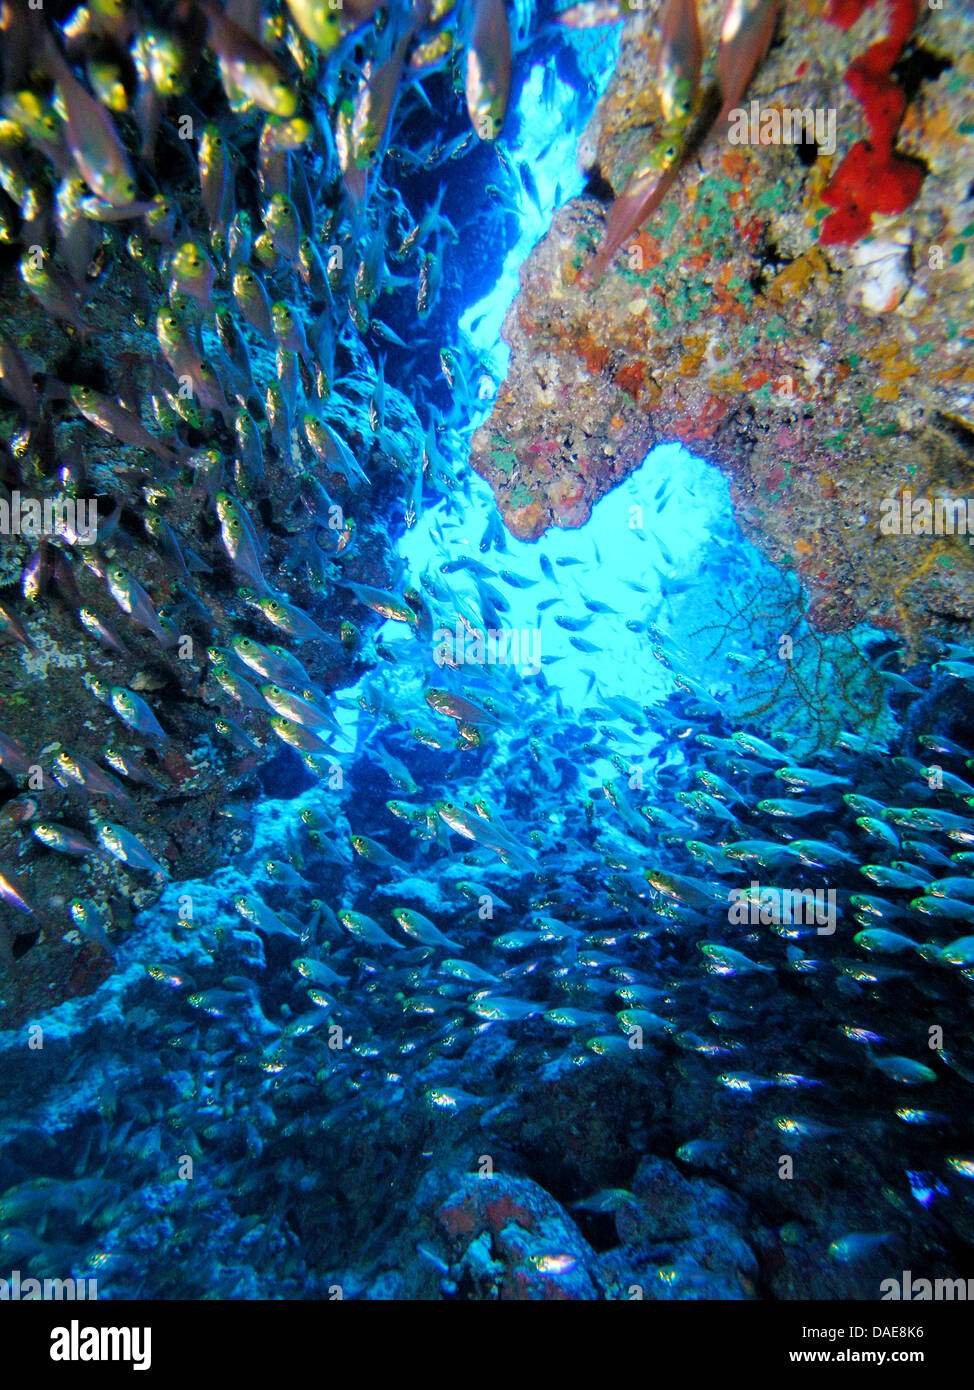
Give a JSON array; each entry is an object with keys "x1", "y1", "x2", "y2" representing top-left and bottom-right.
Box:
[
  {"x1": 717, "y1": 0, "x2": 782, "y2": 120},
  {"x1": 465, "y1": 0, "x2": 512, "y2": 141},
  {"x1": 579, "y1": 0, "x2": 701, "y2": 287},
  {"x1": 658, "y1": 0, "x2": 703, "y2": 123},
  {"x1": 577, "y1": 148, "x2": 682, "y2": 289}
]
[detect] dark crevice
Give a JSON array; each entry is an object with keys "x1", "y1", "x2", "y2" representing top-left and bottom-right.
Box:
[
  {"x1": 583, "y1": 167, "x2": 616, "y2": 205},
  {"x1": 11, "y1": 929, "x2": 40, "y2": 960},
  {"x1": 794, "y1": 138, "x2": 820, "y2": 169},
  {"x1": 893, "y1": 44, "x2": 953, "y2": 105}
]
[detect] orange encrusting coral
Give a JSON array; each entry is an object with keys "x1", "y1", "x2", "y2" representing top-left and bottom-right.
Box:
[
  {"x1": 614, "y1": 361, "x2": 646, "y2": 399},
  {"x1": 676, "y1": 393, "x2": 731, "y2": 442}
]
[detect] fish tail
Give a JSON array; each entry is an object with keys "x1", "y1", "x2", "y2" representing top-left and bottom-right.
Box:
[
  {"x1": 717, "y1": 0, "x2": 782, "y2": 118},
  {"x1": 579, "y1": 159, "x2": 681, "y2": 289}
]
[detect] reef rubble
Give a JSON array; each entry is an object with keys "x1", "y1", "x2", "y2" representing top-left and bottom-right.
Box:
[{"x1": 471, "y1": 0, "x2": 974, "y2": 644}]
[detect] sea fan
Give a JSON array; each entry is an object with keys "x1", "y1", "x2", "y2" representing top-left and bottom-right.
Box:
[{"x1": 683, "y1": 571, "x2": 898, "y2": 758}]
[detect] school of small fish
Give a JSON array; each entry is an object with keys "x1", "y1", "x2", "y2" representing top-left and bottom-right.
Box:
[{"x1": 0, "y1": 0, "x2": 527, "y2": 942}]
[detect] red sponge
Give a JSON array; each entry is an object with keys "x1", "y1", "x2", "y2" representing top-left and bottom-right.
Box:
[{"x1": 819, "y1": 0, "x2": 922, "y2": 246}]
